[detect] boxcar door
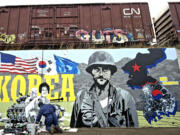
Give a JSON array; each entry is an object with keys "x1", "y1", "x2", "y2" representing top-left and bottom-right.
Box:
[
  {"x1": 0, "y1": 8, "x2": 10, "y2": 45},
  {"x1": 30, "y1": 7, "x2": 55, "y2": 43},
  {"x1": 55, "y1": 5, "x2": 79, "y2": 43}
]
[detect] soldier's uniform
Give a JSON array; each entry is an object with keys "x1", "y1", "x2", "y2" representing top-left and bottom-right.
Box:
[{"x1": 70, "y1": 51, "x2": 138, "y2": 128}]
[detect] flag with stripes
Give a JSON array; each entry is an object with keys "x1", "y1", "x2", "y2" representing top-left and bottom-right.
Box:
[{"x1": 0, "y1": 52, "x2": 38, "y2": 74}]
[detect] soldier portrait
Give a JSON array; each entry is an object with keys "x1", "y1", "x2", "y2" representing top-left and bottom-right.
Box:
[{"x1": 70, "y1": 51, "x2": 138, "y2": 128}]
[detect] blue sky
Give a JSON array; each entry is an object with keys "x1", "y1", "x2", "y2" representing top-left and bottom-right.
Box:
[{"x1": 1, "y1": 48, "x2": 177, "y2": 64}]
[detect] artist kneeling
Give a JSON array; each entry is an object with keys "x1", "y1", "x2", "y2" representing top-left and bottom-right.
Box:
[{"x1": 36, "y1": 101, "x2": 63, "y2": 134}]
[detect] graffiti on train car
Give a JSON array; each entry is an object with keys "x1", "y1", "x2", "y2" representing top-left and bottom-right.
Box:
[
  {"x1": 18, "y1": 33, "x2": 26, "y2": 41},
  {"x1": 0, "y1": 33, "x2": 16, "y2": 44},
  {"x1": 75, "y1": 28, "x2": 134, "y2": 44}
]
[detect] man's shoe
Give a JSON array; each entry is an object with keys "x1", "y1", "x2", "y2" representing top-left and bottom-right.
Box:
[
  {"x1": 55, "y1": 126, "x2": 63, "y2": 133},
  {"x1": 49, "y1": 124, "x2": 55, "y2": 134}
]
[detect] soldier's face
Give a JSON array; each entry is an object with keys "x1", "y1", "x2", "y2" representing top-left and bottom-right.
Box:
[
  {"x1": 41, "y1": 86, "x2": 48, "y2": 97},
  {"x1": 92, "y1": 66, "x2": 111, "y2": 86}
]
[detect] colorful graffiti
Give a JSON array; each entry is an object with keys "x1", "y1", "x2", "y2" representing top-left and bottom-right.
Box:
[
  {"x1": 75, "y1": 28, "x2": 134, "y2": 44},
  {"x1": 0, "y1": 33, "x2": 16, "y2": 44},
  {"x1": 18, "y1": 33, "x2": 26, "y2": 41}
]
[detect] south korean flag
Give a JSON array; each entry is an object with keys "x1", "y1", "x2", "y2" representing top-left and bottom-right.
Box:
[{"x1": 36, "y1": 58, "x2": 57, "y2": 75}]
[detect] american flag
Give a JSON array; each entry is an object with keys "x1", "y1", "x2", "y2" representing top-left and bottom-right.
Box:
[{"x1": 0, "y1": 52, "x2": 38, "y2": 74}]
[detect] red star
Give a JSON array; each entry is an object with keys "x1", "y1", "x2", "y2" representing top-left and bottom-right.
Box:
[{"x1": 132, "y1": 63, "x2": 141, "y2": 72}]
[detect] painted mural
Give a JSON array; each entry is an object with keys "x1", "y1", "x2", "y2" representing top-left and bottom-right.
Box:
[
  {"x1": 75, "y1": 28, "x2": 134, "y2": 44},
  {"x1": 122, "y1": 49, "x2": 177, "y2": 124},
  {"x1": 0, "y1": 48, "x2": 180, "y2": 134}
]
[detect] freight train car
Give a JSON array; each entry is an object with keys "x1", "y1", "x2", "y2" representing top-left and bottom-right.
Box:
[
  {"x1": 0, "y1": 3, "x2": 153, "y2": 49},
  {"x1": 154, "y1": 2, "x2": 180, "y2": 46}
]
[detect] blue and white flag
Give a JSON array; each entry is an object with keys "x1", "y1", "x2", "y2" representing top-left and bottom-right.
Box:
[{"x1": 54, "y1": 55, "x2": 80, "y2": 74}]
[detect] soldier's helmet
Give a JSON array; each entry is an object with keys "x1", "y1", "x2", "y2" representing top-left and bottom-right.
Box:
[{"x1": 86, "y1": 51, "x2": 117, "y2": 74}]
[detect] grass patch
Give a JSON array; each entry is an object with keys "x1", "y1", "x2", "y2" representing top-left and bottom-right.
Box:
[
  {"x1": 0, "y1": 101, "x2": 14, "y2": 118},
  {"x1": 0, "y1": 101, "x2": 14, "y2": 126},
  {"x1": 138, "y1": 111, "x2": 180, "y2": 127},
  {"x1": 51, "y1": 101, "x2": 74, "y2": 127}
]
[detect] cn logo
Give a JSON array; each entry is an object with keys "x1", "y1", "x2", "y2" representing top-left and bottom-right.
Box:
[{"x1": 123, "y1": 8, "x2": 141, "y2": 16}]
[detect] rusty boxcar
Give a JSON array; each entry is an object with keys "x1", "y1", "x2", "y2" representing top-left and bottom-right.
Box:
[
  {"x1": 169, "y1": 2, "x2": 180, "y2": 43},
  {"x1": 154, "y1": 2, "x2": 180, "y2": 46},
  {"x1": 0, "y1": 3, "x2": 153, "y2": 49}
]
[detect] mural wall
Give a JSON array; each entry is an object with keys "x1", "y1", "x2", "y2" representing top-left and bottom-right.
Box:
[{"x1": 0, "y1": 48, "x2": 180, "y2": 131}]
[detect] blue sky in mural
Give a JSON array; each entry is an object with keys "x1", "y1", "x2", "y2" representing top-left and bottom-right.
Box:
[
  {"x1": 1, "y1": 48, "x2": 177, "y2": 64},
  {"x1": 44, "y1": 48, "x2": 177, "y2": 63}
]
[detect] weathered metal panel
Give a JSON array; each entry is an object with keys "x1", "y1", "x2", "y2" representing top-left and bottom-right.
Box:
[
  {"x1": 0, "y1": 3, "x2": 153, "y2": 46},
  {"x1": 30, "y1": 7, "x2": 55, "y2": 41},
  {"x1": 140, "y1": 3, "x2": 153, "y2": 41},
  {"x1": 111, "y1": 4, "x2": 122, "y2": 28},
  {"x1": 79, "y1": 5, "x2": 91, "y2": 31},
  {"x1": 56, "y1": 17, "x2": 78, "y2": 25},
  {"x1": 8, "y1": 8, "x2": 19, "y2": 34},
  {"x1": 121, "y1": 4, "x2": 133, "y2": 34},
  {"x1": 101, "y1": 5, "x2": 112, "y2": 29},
  {"x1": 17, "y1": 7, "x2": 30, "y2": 43},
  {"x1": 55, "y1": 6, "x2": 79, "y2": 41},
  {"x1": 91, "y1": 5, "x2": 101, "y2": 30},
  {"x1": 169, "y1": 2, "x2": 180, "y2": 41},
  {"x1": 0, "y1": 8, "x2": 9, "y2": 34},
  {"x1": 131, "y1": 4, "x2": 144, "y2": 41},
  {"x1": 32, "y1": 7, "x2": 53, "y2": 18},
  {"x1": 56, "y1": 6, "x2": 78, "y2": 25},
  {"x1": 0, "y1": 8, "x2": 10, "y2": 45},
  {"x1": 56, "y1": 6, "x2": 78, "y2": 17}
]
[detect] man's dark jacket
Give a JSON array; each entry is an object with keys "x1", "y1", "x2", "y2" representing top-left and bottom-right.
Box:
[{"x1": 70, "y1": 84, "x2": 138, "y2": 128}]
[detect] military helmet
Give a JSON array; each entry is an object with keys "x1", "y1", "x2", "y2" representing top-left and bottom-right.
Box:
[{"x1": 86, "y1": 51, "x2": 117, "y2": 74}]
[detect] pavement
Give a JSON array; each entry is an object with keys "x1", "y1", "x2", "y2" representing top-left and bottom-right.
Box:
[
  {"x1": 1, "y1": 127, "x2": 180, "y2": 135},
  {"x1": 38, "y1": 127, "x2": 180, "y2": 135}
]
